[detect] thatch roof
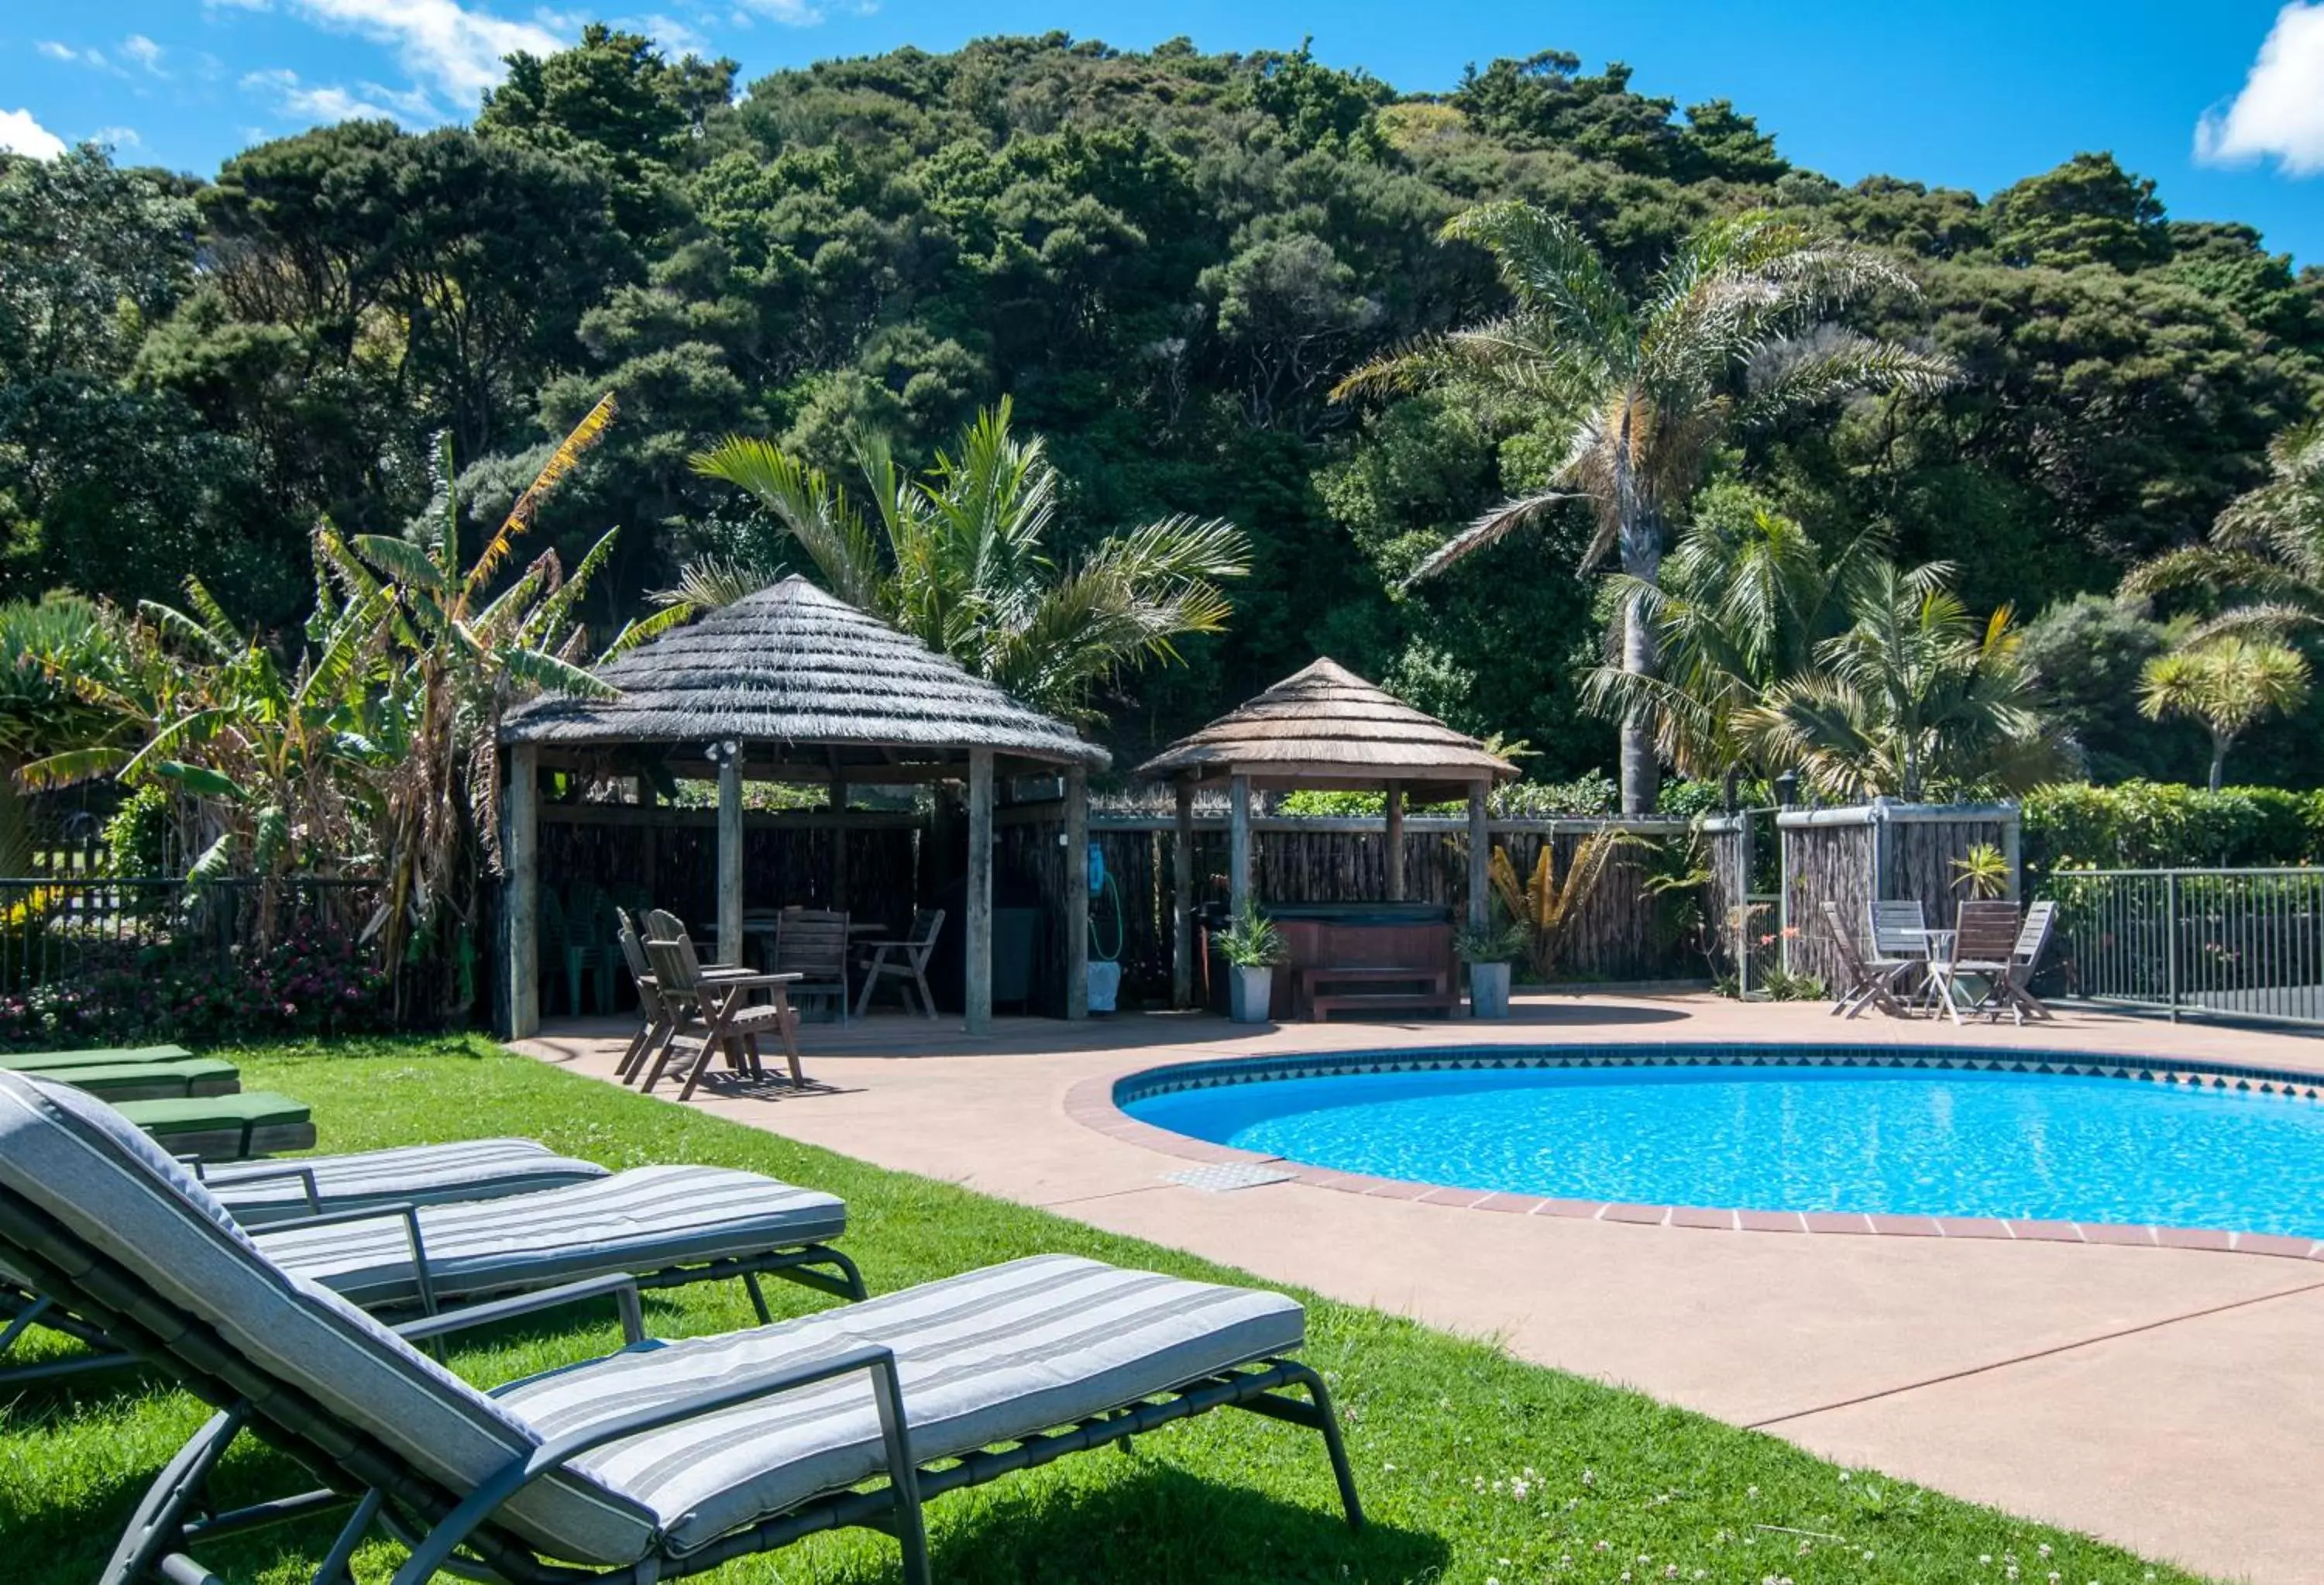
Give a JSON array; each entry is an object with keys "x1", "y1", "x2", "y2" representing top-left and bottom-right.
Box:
[
  {"x1": 1135, "y1": 658, "x2": 1514, "y2": 798},
  {"x1": 503, "y1": 575, "x2": 1106, "y2": 772}
]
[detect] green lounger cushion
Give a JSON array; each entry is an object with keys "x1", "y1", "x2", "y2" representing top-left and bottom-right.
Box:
[
  {"x1": 43, "y1": 1058, "x2": 240, "y2": 1103},
  {"x1": 115, "y1": 1091, "x2": 315, "y2": 1161},
  {"x1": 0, "y1": 1045, "x2": 194, "y2": 1072}
]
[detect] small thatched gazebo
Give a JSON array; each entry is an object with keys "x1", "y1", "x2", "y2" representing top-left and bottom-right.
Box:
[
  {"x1": 500, "y1": 576, "x2": 1108, "y2": 1037},
  {"x1": 1136, "y1": 658, "x2": 1517, "y2": 1008}
]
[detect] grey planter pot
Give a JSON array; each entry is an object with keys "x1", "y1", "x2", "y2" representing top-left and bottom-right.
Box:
[
  {"x1": 1229, "y1": 964, "x2": 1275, "y2": 1023},
  {"x1": 1468, "y1": 961, "x2": 1513, "y2": 1018}
]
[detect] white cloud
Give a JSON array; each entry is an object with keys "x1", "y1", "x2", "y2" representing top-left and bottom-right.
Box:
[
  {"x1": 732, "y1": 0, "x2": 823, "y2": 22},
  {"x1": 269, "y1": 1, "x2": 564, "y2": 103},
  {"x1": 90, "y1": 125, "x2": 143, "y2": 149},
  {"x1": 2198, "y1": 2, "x2": 2324, "y2": 175},
  {"x1": 120, "y1": 33, "x2": 167, "y2": 74},
  {"x1": 0, "y1": 108, "x2": 67, "y2": 160},
  {"x1": 242, "y1": 66, "x2": 430, "y2": 125},
  {"x1": 36, "y1": 41, "x2": 119, "y2": 72}
]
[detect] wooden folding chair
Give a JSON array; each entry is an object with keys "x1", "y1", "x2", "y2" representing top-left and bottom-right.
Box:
[
  {"x1": 1929, "y1": 898, "x2": 2021, "y2": 1028},
  {"x1": 613, "y1": 910, "x2": 676, "y2": 1084},
  {"x1": 854, "y1": 909, "x2": 946, "y2": 1019},
  {"x1": 775, "y1": 907, "x2": 852, "y2": 1024},
  {"x1": 639, "y1": 931, "x2": 805, "y2": 1100},
  {"x1": 1820, "y1": 902, "x2": 1913, "y2": 1019},
  {"x1": 1979, "y1": 899, "x2": 2058, "y2": 1024}
]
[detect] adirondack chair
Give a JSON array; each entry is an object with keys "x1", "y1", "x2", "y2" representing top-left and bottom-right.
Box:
[
  {"x1": 774, "y1": 908, "x2": 851, "y2": 1024},
  {"x1": 854, "y1": 909, "x2": 945, "y2": 1019},
  {"x1": 1819, "y1": 902, "x2": 1913, "y2": 1019}
]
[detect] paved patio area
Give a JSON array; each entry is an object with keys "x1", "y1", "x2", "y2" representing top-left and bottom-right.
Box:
[{"x1": 515, "y1": 995, "x2": 2324, "y2": 1583}]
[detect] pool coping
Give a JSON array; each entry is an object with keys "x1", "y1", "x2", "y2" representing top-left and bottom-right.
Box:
[{"x1": 1063, "y1": 1041, "x2": 2324, "y2": 1264}]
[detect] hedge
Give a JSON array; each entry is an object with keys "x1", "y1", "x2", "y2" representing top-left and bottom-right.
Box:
[{"x1": 2022, "y1": 780, "x2": 2324, "y2": 875}]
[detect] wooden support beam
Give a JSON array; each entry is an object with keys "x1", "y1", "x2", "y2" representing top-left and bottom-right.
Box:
[
  {"x1": 1228, "y1": 772, "x2": 1253, "y2": 920},
  {"x1": 1172, "y1": 780, "x2": 1195, "y2": 1010},
  {"x1": 717, "y1": 745, "x2": 744, "y2": 967},
  {"x1": 829, "y1": 755, "x2": 850, "y2": 913},
  {"x1": 1466, "y1": 780, "x2": 1490, "y2": 930},
  {"x1": 966, "y1": 747, "x2": 994, "y2": 1036},
  {"x1": 1384, "y1": 783, "x2": 1405, "y2": 901},
  {"x1": 503, "y1": 743, "x2": 539, "y2": 1039},
  {"x1": 1065, "y1": 765, "x2": 1089, "y2": 1020}
]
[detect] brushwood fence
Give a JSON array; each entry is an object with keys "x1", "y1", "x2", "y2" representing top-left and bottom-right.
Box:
[
  {"x1": 1776, "y1": 801, "x2": 2022, "y2": 988},
  {"x1": 1007, "y1": 813, "x2": 1705, "y2": 1008}
]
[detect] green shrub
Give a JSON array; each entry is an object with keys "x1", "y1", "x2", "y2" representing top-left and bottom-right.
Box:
[{"x1": 2022, "y1": 779, "x2": 2324, "y2": 874}]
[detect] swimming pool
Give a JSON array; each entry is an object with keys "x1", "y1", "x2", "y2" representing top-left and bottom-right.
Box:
[{"x1": 1119, "y1": 1047, "x2": 2324, "y2": 1239}]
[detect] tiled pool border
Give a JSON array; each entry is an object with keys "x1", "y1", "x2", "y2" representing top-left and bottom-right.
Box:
[{"x1": 1063, "y1": 1042, "x2": 2324, "y2": 1262}]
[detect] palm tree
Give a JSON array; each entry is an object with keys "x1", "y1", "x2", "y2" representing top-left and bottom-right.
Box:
[
  {"x1": 2137, "y1": 636, "x2": 2311, "y2": 792},
  {"x1": 1735, "y1": 559, "x2": 2058, "y2": 801},
  {"x1": 2125, "y1": 418, "x2": 2324, "y2": 639},
  {"x1": 688, "y1": 399, "x2": 1250, "y2": 724},
  {"x1": 1581, "y1": 502, "x2": 1872, "y2": 792},
  {"x1": 0, "y1": 597, "x2": 136, "y2": 874},
  {"x1": 1332, "y1": 202, "x2": 1956, "y2": 810}
]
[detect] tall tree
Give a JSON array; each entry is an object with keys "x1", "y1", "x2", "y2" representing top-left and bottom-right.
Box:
[
  {"x1": 1335, "y1": 202, "x2": 1954, "y2": 809},
  {"x1": 688, "y1": 398, "x2": 1250, "y2": 723},
  {"x1": 2138, "y1": 637, "x2": 2311, "y2": 792}
]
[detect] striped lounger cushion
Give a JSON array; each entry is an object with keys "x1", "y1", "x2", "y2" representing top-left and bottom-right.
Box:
[
  {"x1": 204, "y1": 1139, "x2": 610, "y2": 1226},
  {"x1": 0, "y1": 1072, "x2": 662, "y2": 1565},
  {"x1": 252, "y1": 1166, "x2": 847, "y2": 1307},
  {"x1": 497, "y1": 1253, "x2": 1306, "y2": 1557},
  {"x1": 0, "y1": 1074, "x2": 1305, "y2": 1568}
]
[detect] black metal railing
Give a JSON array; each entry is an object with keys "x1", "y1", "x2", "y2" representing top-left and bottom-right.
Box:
[{"x1": 2043, "y1": 866, "x2": 2324, "y2": 1027}]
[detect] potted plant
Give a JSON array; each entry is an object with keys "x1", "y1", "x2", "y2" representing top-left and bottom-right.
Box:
[
  {"x1": 1215, "y1": 900, "x2": 1286, "y2": 1023},
  {"x1": 1455, "y1": 914, "x2": 1528, "y2": 1018}
]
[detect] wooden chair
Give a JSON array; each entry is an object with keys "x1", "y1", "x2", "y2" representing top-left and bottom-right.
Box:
[
  {"x1": 1929, "y1": 899, "x2": 2022, "y2": 1027},
  {"x1": 640, "y1": 933, "x2": 805, "y2": 1101},
  {"x1": 613, "y1": 909, "x2": 675, "y2": 1084},
  {"x1": 854, "y1": 909, "x2": 946, "y2": 1019},
  {"x1": 1978, "y1": 899, "x2": 2058, "y2": 1025},
  {"x1": 1819, "y1": 901, "x2": 1913, "y2": 1019},
  {"x1": 775, "y1": 907, "x2": 852, "y2": 1024},
  {"x1": 1867, "y1": 900, "x2": 1937, "y2": 1009}
]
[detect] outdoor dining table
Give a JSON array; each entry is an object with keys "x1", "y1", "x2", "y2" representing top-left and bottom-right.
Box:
[{"x1": 1892, "y1": 927, "x2": 1958, "y2": 1011}]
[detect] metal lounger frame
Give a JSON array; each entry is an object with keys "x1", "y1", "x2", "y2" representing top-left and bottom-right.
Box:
[
  {"x1": 0, "y1": 1184, "x2": 1362, "y2": 1585},
  {"x1": 0, "y1": 1209, "x2": 865, "y2": 1387}
]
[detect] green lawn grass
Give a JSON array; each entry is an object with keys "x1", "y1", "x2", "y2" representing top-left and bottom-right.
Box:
[{"x1": 0, "y1": 1036, "x2": 2199, "y2": 1583}]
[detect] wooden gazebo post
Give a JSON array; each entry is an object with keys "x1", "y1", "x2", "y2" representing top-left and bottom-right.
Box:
[
  {"x1": 1227, "y1": 771, "x2": 1253, "y2": 920},
  {"x1": 965, "y1": 748, "x2": 995, "y2": 1035},
  {"x1": 716, "y1": 741, "x2": 744, "y2": 967},
  {"x1": 1065, "y1": 765, "x2": 1090, "y2": 1020},
  {"x1": 1466, "y1": 779, "x2": 1491, "y2": 932},
  {"x1": 503, "y1": 743, "x2": 539, "y2": 1038},
  {"x1": 1384, "y1": 784, "x2": 1405, "y2": 901},
  {"x1": 1171, "y1": 779, "x2": 1195, "y2": 1009}
]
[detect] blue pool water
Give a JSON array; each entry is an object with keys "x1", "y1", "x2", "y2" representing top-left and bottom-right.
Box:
[{"x1": 1123, "y1": 1057, "x2": 2324, "y2": 1238}]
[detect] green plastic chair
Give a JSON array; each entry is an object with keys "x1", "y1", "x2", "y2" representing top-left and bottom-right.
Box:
[{"x1": 539, "y1": 889, "x2": 614, "y2": 1019}]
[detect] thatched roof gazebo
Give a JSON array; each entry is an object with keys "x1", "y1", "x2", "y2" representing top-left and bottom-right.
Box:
[
  {"x1": 500, "y1": 576, "x2": 1109, "y2": 1037},
  {"x1": 1136, "y1": 658, "x2": 1517, "y2": 1008}
]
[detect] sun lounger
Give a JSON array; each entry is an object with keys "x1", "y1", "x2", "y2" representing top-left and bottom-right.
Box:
[
  {"x1": 0, "y1": 1043, "x2": 194, "y2": 1071},
  {"x1": 0, "y1": 1071, "x2": 1362, "y2": 1585},
  {"x1": 114, "y1": 1090, "x2": 315, "y2": 1160},
  {"x1": 35, "y1": 1057, "x2": 241, "y2": 1103},
  {"x1": 198, "y1": 1136, "x2": 610, "y2": 1225},
  {"x1": 0, "y1": 1092, "x2": 862, "y2": 1385}
]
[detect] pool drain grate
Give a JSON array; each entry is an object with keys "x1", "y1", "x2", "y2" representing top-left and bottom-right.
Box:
[{"x1": 1162, "y1": 1163, "x2": 1296, "y2": 1193}]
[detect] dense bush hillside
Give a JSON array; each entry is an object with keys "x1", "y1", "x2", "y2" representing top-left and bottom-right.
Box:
[{"x1": 5, "y1": 29, "x2": 2320, "y2": 779}]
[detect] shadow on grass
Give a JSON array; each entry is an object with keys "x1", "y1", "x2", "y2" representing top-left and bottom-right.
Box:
[{"x1": 918, "y1": 1460, "x2": 1442, "y2": 1585}]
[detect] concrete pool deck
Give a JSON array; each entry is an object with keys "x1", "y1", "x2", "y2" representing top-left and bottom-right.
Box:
[{"x1": 516, "y1": 996, "x2": 2324, "y2": 1582}]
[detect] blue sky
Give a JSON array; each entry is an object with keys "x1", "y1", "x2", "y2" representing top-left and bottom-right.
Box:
[{"x1": 5, "y1": 1, "x2": 2322, "y2": 263}]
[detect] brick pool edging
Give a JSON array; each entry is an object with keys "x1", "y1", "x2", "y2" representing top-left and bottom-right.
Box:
[{"x1": 1061, "y1": 1043, "x2": 2324, "y2": 1263}]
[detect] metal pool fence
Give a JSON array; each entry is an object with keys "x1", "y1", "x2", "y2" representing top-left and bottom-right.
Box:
[{"x1": 2043, "y1": 867, "x2": 2324, "y2": 1027}]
